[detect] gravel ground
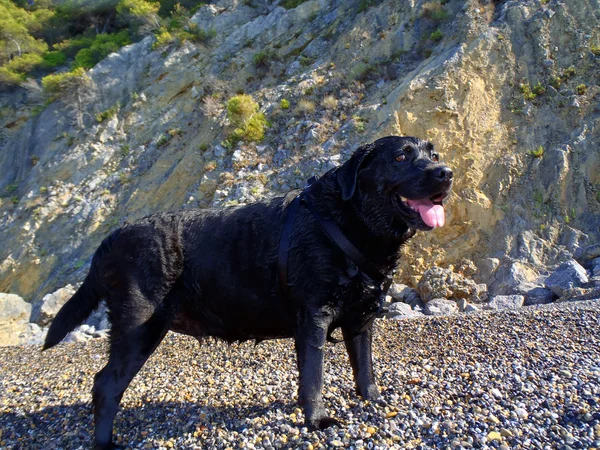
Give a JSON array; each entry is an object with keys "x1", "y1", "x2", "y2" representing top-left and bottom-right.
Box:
[{"x1": 1, "y1": 300, "x2": 599, "y2": 450}]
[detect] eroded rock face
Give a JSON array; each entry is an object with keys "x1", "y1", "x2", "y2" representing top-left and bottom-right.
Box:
[{"x1": 0, "y1": 0, "x2": 598, "y2": 310}]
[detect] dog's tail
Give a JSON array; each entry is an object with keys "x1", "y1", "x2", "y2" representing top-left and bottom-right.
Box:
[
  {"x1": 43, "y1": 234, "x2": 115, "y2": 351},
  {"x1": 42, "y1": 274, "x2": 102, "y2": 350}
]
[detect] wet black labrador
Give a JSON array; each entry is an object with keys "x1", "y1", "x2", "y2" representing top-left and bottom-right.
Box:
[{"x1": 44, "y1": 135, "x2": 453, "y2": 450}]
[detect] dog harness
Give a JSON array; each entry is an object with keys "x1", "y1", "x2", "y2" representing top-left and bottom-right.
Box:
[{"x1": 278, "y1": 178, "x2": 394, "y2": 343}]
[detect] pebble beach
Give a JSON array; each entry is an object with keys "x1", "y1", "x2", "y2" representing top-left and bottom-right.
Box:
[{"x1": 1, "y1": 300, "x2": 599, "y2": 450}]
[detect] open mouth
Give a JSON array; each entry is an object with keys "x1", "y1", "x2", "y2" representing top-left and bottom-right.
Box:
[{"x1": 396, "y1": 192, "x2": 449, "y2": 228}]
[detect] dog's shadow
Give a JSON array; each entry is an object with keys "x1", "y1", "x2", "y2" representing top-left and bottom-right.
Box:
[{"x1": 0, "y1": 400, "x2": 296, "y2": 449}]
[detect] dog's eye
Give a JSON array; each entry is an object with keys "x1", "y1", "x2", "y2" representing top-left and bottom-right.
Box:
[
  {"x1": 395, "y1": 154, "x2": 406, "y2": 162},
  {"x1": 431, "y1": 153, "x2": 439, "y2": 162}
]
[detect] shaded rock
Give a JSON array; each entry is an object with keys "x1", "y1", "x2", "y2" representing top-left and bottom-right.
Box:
[
  {"x1": 417, "y1": 267, "x2": 479, "y2": 303},
  {"x1": 85, "y1": 302, "x2": 109, "y2": 330},
  {"x1": 488, "y1": 261, "x2": 541, "y2": 296},
  {"x1": 559, "y1": 226, "x2": 589, "y2": 260},
  {"x1": 556, "y1": 286, "x2": 600, "y2": 303},
  {"x1": 581, "y1": 244, "x2": 600, "y2": 262},
  {"x1": 579, "y1": 243, "x2": 600, "y2": 262},
  {"x1": 424, "y1": 298, "x2": 458, "y2": 316},
  {"x1": 485, "y1": 295, "x2": 525, "y2": 310},
  {"x1": 524, "y1": 287, "x2": 555, "y2": 306},
  {"x1": 31, "y1": 285, "x2": 76, "y2": 326},
  {"x1": 388, "y1": 283, "x2": 422, "y2": 307},
  {"x1": 0, "y1": 293, "x2": 32, "y2": 346},
  {"x1": 544, "y1": 260, "x2": 589, "y2": 297},
  {"x1": 477, "y1": 258, "x2": 500, "y2": 282}
]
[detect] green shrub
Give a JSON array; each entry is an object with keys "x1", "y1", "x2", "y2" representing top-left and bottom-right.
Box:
[
  {"x1": 153, "y1": 27, "x2": 175, "y2": 49},
  {"x1": 299, "y1": 55, "x2": 313, "y2": 67},
  {"x1": 350, "y1": 61, "x2": 375, "y2": 82},
  {"x1": 281, "y1": 0, "x2": 309, "y2": 9},
  {"x1": 226, "y1": 94, "x2": 268, "y2": 144},
  {"x1": 0, "y1": 67, "x2": 26, "y2": 85},
  {"x1": 253, "y1": 51, "x2": 271, "y2": 68},
  {"x1": 423, "y1": 2, "x2": 449, "y2": 21},
  {"x1": 529, "y1": 145, "x2": 544, "y2": 158},
  {"x1": 41, "y1": 68, "x2": 87, "y2": 95},
  {"x1": 430, "y1": 29, "x2": 443, "y2": 42},
  {"x1": 563, "y1": 66, "x2": 576, "y2": 78},
  {"x1": 6, "y1": 53, "x2": 45, "y2": 73},
  {"x1": 0, "y1": 53, "x2": 45, "y2": 85},
  {"x1": 532, "y1": 81, "x2": 546, "y2": 96},
  {"x1": 54, "y1": 36, "x2": 95, "y2": 58},
  {"x1": 591, "y1": 45, "x2": 600, "y2": 56},
  {"x1": 358, "y1": 0, "x2": 375, "y2": 12},
  {"x1": 95, "y1": 105, "x2": 119, "y2": 122},
  {"x1": 280, "y1": 98, "x2": 290, "y2": 109},
  {"x1": 187, "y1": 25, "x2": 216, "y2": 44},
  {"x1": 576, "y1": 84, "x2": 587, "y2": 95},
  {"x1": 42, "y1": 51, "x2": 67, "y2": 68},
  {"x1": 519, "y1": 82, "x2": 536, "y2": 101},
  {"x1": 227, "y1": 94, "x2": 259, "y2": 123},
  {"x1": 549, "y1": 75, "x2": 562, "y2": 89},
  {"x1": 72, "y1": 31, "x2": 131, "y2": 69}
]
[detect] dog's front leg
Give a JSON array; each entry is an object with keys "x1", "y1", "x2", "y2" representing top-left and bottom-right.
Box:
[
  {"x1": 342, "y1": 322, "x2": 380, "y2": 400},
  {"x1": 295, "y1": 312, "x2": 341, "y2": 430}
]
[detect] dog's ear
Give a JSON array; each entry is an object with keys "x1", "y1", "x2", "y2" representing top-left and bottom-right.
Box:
[{"x1": 337, "y1": 144, "x2": 374, "y2": 201}]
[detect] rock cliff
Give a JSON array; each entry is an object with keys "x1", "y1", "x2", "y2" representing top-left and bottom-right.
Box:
[{"x1": 1, "y1": 0, "x2": 599, "y2": 303}]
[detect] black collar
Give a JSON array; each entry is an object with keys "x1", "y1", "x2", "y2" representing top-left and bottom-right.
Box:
[{"x1": 278, "y1": 183, "x2": 394, "y2": 343}]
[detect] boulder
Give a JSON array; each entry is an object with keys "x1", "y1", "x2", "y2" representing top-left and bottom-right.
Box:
[
  {"x1": 388, "y1": 283, "x2": 423, "y2": 308},
  {"x1": 85, "y1": 302, "x2": 109, "y2": 330},
  {"x1": 544, "y1": 260, "x2": 589, "y2": 297},
  {"x1": 456, "y1": 298, "x2": 480, "y2": 312},
  {"x1": 488, "y1": 261, "x2": 541, "y2": 296},
  {"x1": 417, "y1": 267, "x2": 481, "y2": 303},
  {"x1": 383, "y1": 301, "x2": 424, "y2": 319},
  {"x1": 424, "y1": 298, "x2": 458, "y2": 316},
  {"x1": 0, "y1": 293, "x2": 32, "y2": 346},
  {"x1": 556, "y1": 286, "x2": 600, "y2": 303},
  {"x1": 18, "y1": 323, "x2": 48, "y2": 346},
  {"x1": 485, "y1": 295, "x2": 525, "y2": 310},
  {"x1": 30, "y1": 285, "x2": 76, "y2": 326},
  {"x1": 524, "y1": 287, "x2": 555, "y2": 306},
  {"x1": 464, "y1": 303, "x2": 480, "y2": 313}
]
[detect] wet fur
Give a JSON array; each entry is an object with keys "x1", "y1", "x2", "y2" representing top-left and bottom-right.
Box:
[{"x1": 44, "y1": 136, "x2": 453, "y2": 450}]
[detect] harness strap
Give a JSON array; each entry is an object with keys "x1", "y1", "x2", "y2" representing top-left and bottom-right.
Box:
[
  {"x1": 277, "y1": 190, "x2": 394, "y2": 344},
  {"x1": 302, "y1": 197, "x2": 386, "y2": 284}
]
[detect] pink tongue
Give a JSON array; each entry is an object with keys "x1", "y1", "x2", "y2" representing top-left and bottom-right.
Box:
[{"x1": 406, "y1": 199, "x2": 445, "y2": 228}]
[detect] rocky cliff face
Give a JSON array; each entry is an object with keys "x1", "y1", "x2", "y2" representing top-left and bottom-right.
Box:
[{"x1": 1, "y1": 0, "x2": 599, "y2": 302}]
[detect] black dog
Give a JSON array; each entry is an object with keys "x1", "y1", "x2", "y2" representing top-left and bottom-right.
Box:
[{"x1": 44, "y1": 135, "x2": 453, "y2": 450}]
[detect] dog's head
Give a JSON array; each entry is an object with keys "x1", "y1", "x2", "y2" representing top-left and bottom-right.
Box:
[{"x1": 336, "y1": 135, "x2": 453, "y2": 234}]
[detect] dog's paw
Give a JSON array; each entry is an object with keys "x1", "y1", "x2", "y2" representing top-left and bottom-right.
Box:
[
  {"x1": 359, "y1": 383, "x2": 381, "y2": 400},
  {"x1": 307, "y1": 416, "x2": 343, "y2": 430}
]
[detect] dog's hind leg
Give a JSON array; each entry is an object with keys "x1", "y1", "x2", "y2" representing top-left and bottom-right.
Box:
[
  {"x1": 93, "y1": 304, "x2": 173, "y2": 450},
  {"x1": 342, "y1": 322, "x2": 380, "y2": 400}
]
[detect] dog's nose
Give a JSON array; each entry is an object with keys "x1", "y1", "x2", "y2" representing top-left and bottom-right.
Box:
[{"x1": 433, "y1": 166, "x2": 453, "y2": 181}]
